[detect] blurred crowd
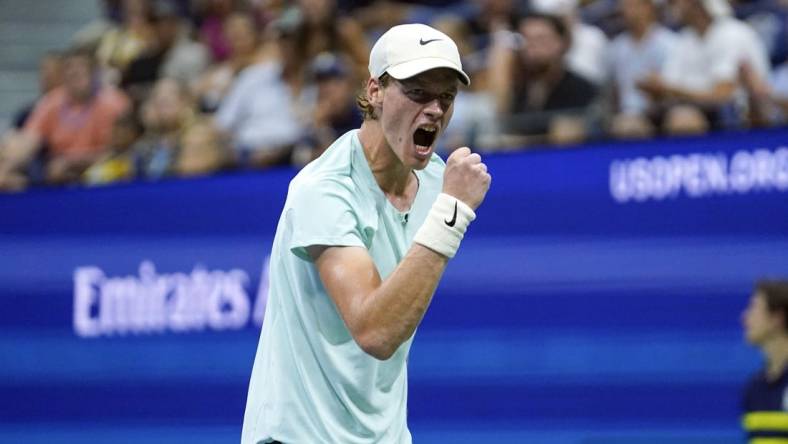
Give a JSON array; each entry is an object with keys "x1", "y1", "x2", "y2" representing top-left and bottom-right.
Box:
[{"x1": 0, "y1": 0, "x2": 786, "y2": 191}]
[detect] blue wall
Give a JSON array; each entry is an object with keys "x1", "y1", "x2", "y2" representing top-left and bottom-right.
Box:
[{"x1": 2, "y1": 128, "x2": 788, "y2": 444}]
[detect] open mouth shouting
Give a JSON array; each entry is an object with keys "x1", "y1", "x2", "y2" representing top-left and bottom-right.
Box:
[{"x1": 413, "y1": 125, "x2": 438, "y2": 159}]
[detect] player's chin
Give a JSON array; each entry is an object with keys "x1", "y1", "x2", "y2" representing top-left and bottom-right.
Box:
[{"x1": 411, "y1": 145, "x2": 433, "y2": 169}]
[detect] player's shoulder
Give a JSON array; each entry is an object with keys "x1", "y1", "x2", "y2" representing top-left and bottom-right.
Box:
[{"x1": 289, "y1": 131, "x2": 359, "y2": 196}]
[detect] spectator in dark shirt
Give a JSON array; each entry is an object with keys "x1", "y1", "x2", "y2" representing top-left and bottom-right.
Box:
[
  {"x1": 489, "y1": 12, "x2": 598, "y2": 145},
  {"x1": 121, "y1": 0, "x2": 209, "y2": 103},
  {"x1": 741, "y1": 280, "x2": 788, "y2": 442},
  {"x1": 95, "y1": 0, "x2": 156, "y2": 84}
]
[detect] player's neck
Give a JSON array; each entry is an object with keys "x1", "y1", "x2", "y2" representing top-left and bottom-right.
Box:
[
  {"x1": 358, "y1": 122, "x2": 415, "y2": 198},
  {"x1": 763, "y1": 335, "x2": 788, "y2": 381}
]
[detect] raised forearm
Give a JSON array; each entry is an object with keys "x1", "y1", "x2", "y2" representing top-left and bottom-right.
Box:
[
  {"x1": 317, "y1": 151, "x2": 489, "y2": 360},
  {"x1": 356, "y1": 244, "x2": 448, "y2": 359}
]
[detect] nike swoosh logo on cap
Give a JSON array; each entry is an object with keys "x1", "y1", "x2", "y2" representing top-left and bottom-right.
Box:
[{"x1": 419, "y1": 38, "x2": 443, "y2": 45}]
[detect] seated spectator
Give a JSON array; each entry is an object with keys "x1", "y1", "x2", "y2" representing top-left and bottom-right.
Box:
[
  {"x1": 82, "y1": 111, "x2": 144, "y2": 185},
  {"x1": 134, "y1": 77, "x2": 197, "y2": 179},
  {"x1": 0, "y1": 51, "x2": 64, "y2": 187},
  {"x1": 71, "y1": 0, "x2": 123, "y2": 52},
  {"x1": 461, "y1": 0, "x2": 521, "y2": 50},
  {"x1": 9, "y1": 52, "x2": 64, "y2": 131},
  {"x1": 121, "y1": 0, "x2": 210, "y2": 103},
  {"x1": 193, "y1": 11, "x2": 261, "y2": 113},
  {"x1": 195, "y1": 0, "x2": 238, "y2": 62},
  {"x1": 530, "y1": 0, "x2": 611, "y2": 85},
  {"x1": 173, "y1": 119, "x2": 229, "y2": 177},
  {"x1": 248, "y1": 0, "x2": 289, "y2": 32},
  {"x1": 608, "y1": 0, "x2": 677, "y2": 139},
  {"x1": 636, "y1": 0, "x2": 770, "y2": 134},
  {"x1": 742, "y1": 59, "x2": 788, "y2": 126},
  {"x1": 0, "y1": 49, "x2": 130, "y2": 190},
  {"x1": 351, "y1": 1, "x2": 412, "y2": 42},
  {"x1": 734, "y1": 0, "x2": 787, "y2": 67},
  {"x1": 293, "y1": 0, "x2": 370, "y2": 81},
  {"x1": 213, "y1": 18, "x2": 306, "y2": 169},
  {"x1": 95, "y1": 0, "x2": 157, "y2": 84},
  {"x1": 488, "y1": 12, "x2": 599, "y2": 145},
  {"x1": 769, "y1": 62, "x2": 788, "y2": 118},
  {"x1": 292, "y1": 52, "x2": 363, "y2": 167},
  {"x1": 431, "y1": 14, "x2": 499, "y2": 152}
]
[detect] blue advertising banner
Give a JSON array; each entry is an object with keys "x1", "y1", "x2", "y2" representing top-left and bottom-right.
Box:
[{"x1": 1, "y1": 128, "x2": 787, "y2": 444}]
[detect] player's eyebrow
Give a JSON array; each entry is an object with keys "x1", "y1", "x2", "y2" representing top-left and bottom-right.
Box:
[{"x1": 400, "y1": 78, "x2": 458, "y2": 94}]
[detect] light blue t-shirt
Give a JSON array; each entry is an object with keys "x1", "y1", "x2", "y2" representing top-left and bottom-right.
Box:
[{"x1": 241, "y1": 130, "x2": 445, "y2": 444}]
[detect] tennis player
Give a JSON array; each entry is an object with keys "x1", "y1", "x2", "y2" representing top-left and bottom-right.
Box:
[{"x1": 241, "y1": 23, "x2": 491, "y2": 444}]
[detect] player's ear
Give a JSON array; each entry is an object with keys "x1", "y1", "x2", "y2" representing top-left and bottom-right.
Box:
[{"x1": 366, "y1": 77, "x2": 384, "y2": 108}]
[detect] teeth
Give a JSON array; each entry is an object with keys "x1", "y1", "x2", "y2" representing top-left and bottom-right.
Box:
[{"x1": 419, "y1": 126, "x2": 437, "y2": 132}]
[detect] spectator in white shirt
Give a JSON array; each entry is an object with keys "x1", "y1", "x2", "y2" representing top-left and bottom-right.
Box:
[
  {"x1": 608, "y1": 0, "x2": 677, "y2": 138},
  {"x1": 637, "y1": 0, "x2": 770, "y2": 134},
  {"x1": 214, "y1": 60, "x2": 303, "y2": 168},
  {"x1": 213, "y1": 19, "x2": 306, "y2": 169}
]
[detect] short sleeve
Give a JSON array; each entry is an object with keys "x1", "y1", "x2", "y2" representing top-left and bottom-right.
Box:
[
  {"x1": 288, "y1": 178, "x2": 366, "y2": 261},
  {"x1": 707, "y1": 21, "x2": 769, "y2": 85},
  {"x1": 707, "y1": 32, "x2": 744, "y2": 83}
]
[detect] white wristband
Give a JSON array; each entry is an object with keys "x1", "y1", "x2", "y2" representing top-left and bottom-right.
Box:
[{"x1": 413, "y1": 193, "x2": 476, "y2": 258}]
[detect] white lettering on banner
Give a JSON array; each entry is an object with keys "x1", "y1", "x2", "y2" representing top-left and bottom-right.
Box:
[
  {"x1": 610, "y1": 146, "x2": 788, "y2": 203},
  {"x1": 73, "y1": 260, "x2": 258, "y2": 338}
]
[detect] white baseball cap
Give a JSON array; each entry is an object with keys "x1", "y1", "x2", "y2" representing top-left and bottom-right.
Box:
[{"x1": 369, "y1": 23, "x2": 470, "y2": 86}]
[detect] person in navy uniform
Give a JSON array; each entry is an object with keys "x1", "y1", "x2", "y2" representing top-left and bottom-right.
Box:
[{"x1": 741, "y1": 280, "x2": 788, "y2": 442}]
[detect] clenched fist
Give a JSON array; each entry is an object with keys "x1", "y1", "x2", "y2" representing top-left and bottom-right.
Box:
[{"x1": 442, "y1": 147, "x2": 491, "y2": 210}]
